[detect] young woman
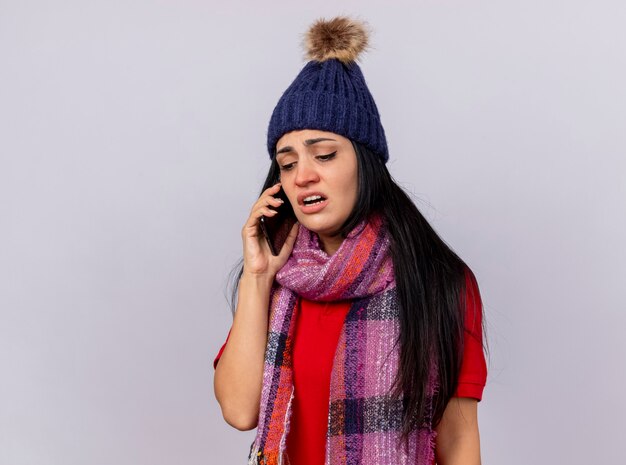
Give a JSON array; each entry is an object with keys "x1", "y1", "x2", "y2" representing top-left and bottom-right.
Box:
[{"x1": 213, "y1": 17, "x2": 487, "y2": 465}]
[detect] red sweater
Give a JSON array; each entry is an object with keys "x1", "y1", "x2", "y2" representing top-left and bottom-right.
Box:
[{"x1": 214, "y1": 275, "x2": 487, "y2": 465}]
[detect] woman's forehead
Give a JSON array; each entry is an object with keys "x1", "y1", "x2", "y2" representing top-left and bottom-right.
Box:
[
  {"x1": 277, "y1": 129, "x2": 346, "y2": 145},
  {"x1": 275, "y1": 131, "x2": 350, "y2": 158}
]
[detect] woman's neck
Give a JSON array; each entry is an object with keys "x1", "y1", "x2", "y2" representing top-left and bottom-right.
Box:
[{"x1": 318, "y1": 233, "x2": 344, "y2": 256}]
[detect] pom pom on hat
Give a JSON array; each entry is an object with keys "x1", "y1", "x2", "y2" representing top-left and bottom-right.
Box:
[{"x1": 304, "y1": 16, "x2": 371, "y2": 64}]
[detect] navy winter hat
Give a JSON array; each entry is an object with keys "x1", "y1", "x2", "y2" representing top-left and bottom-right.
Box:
[{"x1": 266, "y1": 16, "x2": 389, "y2": 163}]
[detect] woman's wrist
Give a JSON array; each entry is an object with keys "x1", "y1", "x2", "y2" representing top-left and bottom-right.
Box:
[{"x1": 241, "y1": 269, "x2": 275, "y2": 289}]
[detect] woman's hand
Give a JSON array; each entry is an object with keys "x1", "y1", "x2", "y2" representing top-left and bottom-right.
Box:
[{"x1": 241, "y1": 182, "x2": 299, "y2": 279}]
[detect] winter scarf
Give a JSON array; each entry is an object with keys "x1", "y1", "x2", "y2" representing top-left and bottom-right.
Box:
[{"x1": 247, "y1": 213, "x2": 439, "y2": 465}]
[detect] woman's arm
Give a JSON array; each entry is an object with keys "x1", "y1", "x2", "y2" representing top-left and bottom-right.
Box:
[
  {"x1": 434, "y1": 267, "x2": 486, "y2": 463},
  {"x1": 213, "y1": 182, "x2": 299, "y2": 431},
  {"x1": 213, "y1": 272, "x2": 273, "y2": 431},
  {"x1": 434, "y1": 397, "x2": 481, "y2": 465}
]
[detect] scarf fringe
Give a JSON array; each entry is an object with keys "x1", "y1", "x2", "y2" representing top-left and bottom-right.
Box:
[
  {"x1": 278, "y1": 386, "x2": 295, "y2": 465},
  {"x1": 247, "y1": 386, "x2": 295, "y2": 465},
  {"x1": 247, "y1": 442, "x2": 261, "y2": 465}
]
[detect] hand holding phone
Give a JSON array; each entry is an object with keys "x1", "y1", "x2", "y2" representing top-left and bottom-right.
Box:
[{"x1": 259, "y1": 186, "x2": 297, "y2": 256}]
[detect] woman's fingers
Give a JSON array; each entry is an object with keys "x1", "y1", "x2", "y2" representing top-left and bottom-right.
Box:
[
  {"x1": 257, "y1": 183, "x2": 282, "y2": 206},
  {"x1": 254, "y1": 207, "x2": 278, "y2": 220},
  {"x1": 244, "y1": 183, "x2": 283, "y2": 229},
  {"x1": 261, "y1": 195, "x2": 282, "y2": 211},
  {"x1": 254, "y1": 190, "x2": 284, "y2": 212},
  {"x1": 265, "y1": 195, "x2": 285, "y2": 207},
  {"x1": 264, "y1": 182, "x2": 282, "y2": 195}
]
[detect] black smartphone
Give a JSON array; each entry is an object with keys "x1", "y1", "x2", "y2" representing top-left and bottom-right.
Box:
[{"x1": 259, "y1": 187, "x2": 297, "y2": 256}]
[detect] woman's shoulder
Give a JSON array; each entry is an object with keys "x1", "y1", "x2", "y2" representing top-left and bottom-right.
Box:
[{"x1": 462, "y1": 265, "x2": 482, "y2": 307}]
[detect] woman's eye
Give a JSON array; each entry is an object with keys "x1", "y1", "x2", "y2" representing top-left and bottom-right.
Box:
[
  {"x1": 279, "y1": 163, "x2": 295, "y2": 171},
  {"x1": 317, "y1": 151, "x2": 337, "y2": 161}
]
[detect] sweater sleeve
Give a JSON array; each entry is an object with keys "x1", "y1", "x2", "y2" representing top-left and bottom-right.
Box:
[{"x1": 453, "y1": 268, "x2": 487, "y2": 401}]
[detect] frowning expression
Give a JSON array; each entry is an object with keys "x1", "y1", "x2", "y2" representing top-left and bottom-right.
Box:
[{"x1": 275, "y1": 129, "x2": 358, "y2": 244}]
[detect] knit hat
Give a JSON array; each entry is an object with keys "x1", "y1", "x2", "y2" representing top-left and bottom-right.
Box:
[{"x1": 266, "y1": 16, "x2": 389, "y2": 163}]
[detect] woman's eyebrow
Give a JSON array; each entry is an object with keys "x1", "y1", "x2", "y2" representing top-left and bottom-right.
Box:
[{"x1": 275, "y1": 137, "x2": 337, "y2": 155}]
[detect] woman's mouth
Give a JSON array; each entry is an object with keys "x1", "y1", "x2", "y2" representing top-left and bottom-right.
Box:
[
  {"x1": 300, "y1": 195, "x2": 328, "y2": 214},
  {"x1": 303, "y1": 195, "x2": 325, "y2": 206}
]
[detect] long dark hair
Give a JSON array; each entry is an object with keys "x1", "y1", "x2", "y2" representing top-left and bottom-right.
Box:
[{"x1": 227, "y1": 140, "x2": 488, "y2": 441}]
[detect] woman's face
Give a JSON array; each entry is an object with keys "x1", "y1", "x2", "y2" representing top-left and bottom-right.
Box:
[{"x1": 275, "y1": 129, "x2": 358, "y2": 250}]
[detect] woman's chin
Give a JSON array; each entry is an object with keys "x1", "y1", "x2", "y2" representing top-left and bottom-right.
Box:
[{"x1": 298, "y1": 218, "x2": 342, "y2": 238}]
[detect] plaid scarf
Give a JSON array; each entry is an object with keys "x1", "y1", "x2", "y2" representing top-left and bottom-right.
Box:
[{"x1": 247, "y1": 213, "x2": 438, "y2": 465}]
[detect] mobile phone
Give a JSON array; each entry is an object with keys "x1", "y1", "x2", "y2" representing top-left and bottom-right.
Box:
[{"x1": 259, "y1": 187, "x2": 297, "y2": 256}]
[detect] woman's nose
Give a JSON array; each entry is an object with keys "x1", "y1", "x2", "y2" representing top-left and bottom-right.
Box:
[{"x1": 294, "y1": 160, "x2": 320, "y2": 186}]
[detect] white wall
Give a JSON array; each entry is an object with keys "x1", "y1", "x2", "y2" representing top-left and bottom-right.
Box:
[{"x1": 1, "y1": 1, "x2": 624, "y2": 463}]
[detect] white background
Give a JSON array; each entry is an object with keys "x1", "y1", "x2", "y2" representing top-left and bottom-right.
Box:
[{"x1": 1, "y1": 1, "x2": 625, "y2": 464}]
